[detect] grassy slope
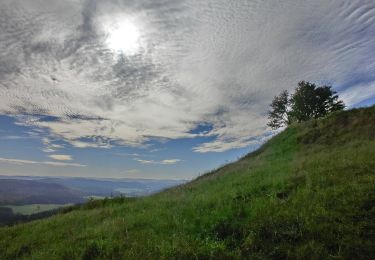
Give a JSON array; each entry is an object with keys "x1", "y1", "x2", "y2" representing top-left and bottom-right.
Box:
[{"x1": 0, "y1": 106, "x2": 374, "y2": 259}]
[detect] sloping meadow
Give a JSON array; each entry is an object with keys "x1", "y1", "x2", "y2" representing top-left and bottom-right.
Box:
[{"x1": 1, "y1": 106, "x2": 374, "y2": 259}]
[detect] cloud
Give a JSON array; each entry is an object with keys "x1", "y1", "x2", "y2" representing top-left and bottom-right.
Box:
[
  {"x1": 126, "y1": 169, "x2": 140, "y2": 174},
  {"x1": 48, "y1": 154, "x2": 73, "y2": 161},
  {"x1": 193, "y1": 129, "x2": 276, "y2": 153},
  {"x1": 114, "y1": 152, "x2": 141, "y2": 157},
  {"x1": 0, "y1": 157, "x2": 86, "y2": 167},
  {"x1": 340, "y1": 81, "x2": 375, "y2": 107},
  {"x1": 40, "y1": 137, "x2": 65, "y2": 153},
  {"x1": 135, "y1": 158, "x2": 182, "y2": 165},
  {"x1": 0, "y1": 0, "x2": 374, "y2": 152},
  {"x1": 43, "y1": 148, "x2": 56, "y2": 153},
  {"x1": 0, "y1": 135, "x2": 28, "y2": 140},
  {"x1": 160, "y1": 159, "x2": 182, "y2": 164}
]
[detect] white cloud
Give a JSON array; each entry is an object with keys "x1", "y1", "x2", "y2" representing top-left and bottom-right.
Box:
[
  {"x1": 160, "y1": 159, "x2": 182, "y2": 165},
  {"x1": 114, "y1": 152, "x2": 141, "y2": 157},
  {"x1": 41, "y1": 137, "x2": 65, "y2": 153},
  {"x1": 43, "y1": 148, "x2": 56, "y2": 153},
  {"x1": 0, "y1": 157, "x2": 86, "y2": 167},
  {"x1": 340, "y1": 81, "x2": 375, "y2": 107},
  {"x1": 135, "y1": 158, "x2": 182, "y2": 165},
  {"x1": 0, "y1": 0, "x2": 374, "y2": 152},
  {"x1": 0, "y1": 136, "x2": 27, "y2": 140},
  {"x1": 126, "y1": 169, "x2": 140, "y2": 174},
  {"x1": 48, "y1": 154, "x2": 73, "y2": 161}
]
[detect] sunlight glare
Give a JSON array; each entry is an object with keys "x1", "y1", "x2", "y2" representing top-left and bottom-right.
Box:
[{"x1": 106, "y1": 20, "x2": 141, "y2": 55}]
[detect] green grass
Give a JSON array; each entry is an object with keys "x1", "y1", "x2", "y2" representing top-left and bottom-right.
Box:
[
  {"x1": 3, "y1": 204, "x2": 72, "y2": 216},
  {"x1": 0, "y1": 106, "x2": 374, "y2": 259}
]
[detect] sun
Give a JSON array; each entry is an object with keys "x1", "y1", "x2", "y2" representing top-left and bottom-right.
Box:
[{"x1": 106, "y1": 20, "x2": 141, "y2": 55}]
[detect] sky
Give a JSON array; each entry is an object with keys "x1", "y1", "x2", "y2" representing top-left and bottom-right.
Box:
[{"x1": 0, "y1": 0, "x2": 375, "y2": 180}]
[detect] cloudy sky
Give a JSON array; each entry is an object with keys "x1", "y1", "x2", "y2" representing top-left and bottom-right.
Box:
[{"x1": 0, "y1": 0, "x2": 375, "y2": 180}]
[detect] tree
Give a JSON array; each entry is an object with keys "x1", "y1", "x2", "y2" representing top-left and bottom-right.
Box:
[
  {"x1": 267, "y1": 90, "x2": 289, "y2": 129},
  {"x1": 268, "y1": 81, "x2": 345, "y2": 129}
]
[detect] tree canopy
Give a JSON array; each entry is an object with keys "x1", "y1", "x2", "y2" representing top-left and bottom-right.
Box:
[{"x1": 268, "y1": 81, "x2": 345, "y2": 129}]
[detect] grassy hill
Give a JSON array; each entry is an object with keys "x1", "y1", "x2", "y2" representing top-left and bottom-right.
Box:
[{"x1": 0, "y1": 106, "x2": 374, "y2": 259}]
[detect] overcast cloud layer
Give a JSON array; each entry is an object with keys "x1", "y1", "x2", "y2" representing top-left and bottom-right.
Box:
[{"x1": 1, "y1": 0, "x2": 375, "y2": 153}]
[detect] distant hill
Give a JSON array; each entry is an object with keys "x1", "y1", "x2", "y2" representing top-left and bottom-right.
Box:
[
  {"x1": 37, "y1": 177, "x2": 184, "y2": 197},
  {"x1": 0, "y1": 177, "x2": 185, "y2": 202},
  {"x1": 0, "y1": 177, "x2": 185, "y2": 226},
  {"x1": 0, "y1": 179, "x2": 85, "y2": 205},
  {"x1": 0, "y1": 106, "x2": 374, "y2": 259}
]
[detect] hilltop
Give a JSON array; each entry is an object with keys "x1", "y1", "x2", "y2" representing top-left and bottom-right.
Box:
[{"x1": 0, "y1": 106, "x2": 374, "y2": 259}]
